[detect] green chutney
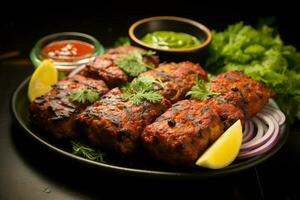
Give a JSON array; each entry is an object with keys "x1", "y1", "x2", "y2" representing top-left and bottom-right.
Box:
[{"x1": 141, "y1": 31, "x2": 201, "y2": 49}]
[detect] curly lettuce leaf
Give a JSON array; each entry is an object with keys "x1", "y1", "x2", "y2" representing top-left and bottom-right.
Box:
[{"x1": 206, "y1": 22, "x2": 300, "y2": 122}]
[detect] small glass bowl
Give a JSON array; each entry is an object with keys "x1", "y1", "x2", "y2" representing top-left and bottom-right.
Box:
[{"x1": 30, "y1": 32, "x2": 104, "y2": 73}]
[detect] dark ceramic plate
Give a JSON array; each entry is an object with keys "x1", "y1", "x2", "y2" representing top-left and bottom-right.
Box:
[{"x1": 11, "y1": 77, "x2": 289, "y2": 179}]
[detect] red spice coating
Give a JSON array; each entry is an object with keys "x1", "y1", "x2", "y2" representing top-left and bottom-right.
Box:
[
  {"x1": 77, "y1": 88, "x2": 171, "y2": 156},
  {"x1": 140, "y1": 61, "x2": 207, "y2": 103},
  {"x1": 82, "y1": 46, "x2": 159, "y2": 88},
  {"x1": 210, "y1": 71, "x2": 272, "y2": 119},
  {"x1": 141, "y1": 99, "x2": 224, "y2": 166},
  {"x1": 29, "y1": 75, "x2": 109, "y2": 139}
]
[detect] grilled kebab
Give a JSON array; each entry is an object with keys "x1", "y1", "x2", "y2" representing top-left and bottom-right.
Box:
[
  {"x1": 140, "y1": 61, "x2": 207, "y2": 103},
  {"x1": 29, "y1": 75, "x2": 109, "y2": 139},
  {"x1": 77, "y1": 88, "x2": 171, "y2": 156},
  {"x1": 142, "y1": 99, "x2": 224, "y2": 166},
  {"x1": 77, "y1": 61, "x2": 207, "y2": 156},
  {"x1": 82, "y1": 46, "x2": 159, "y2": 88},
  {"x1": 141, "y1": 71, "x2": 272, "y2": 166},
  {"x1": 210, "y1": 71, "x2": 272, "y2": 119}
]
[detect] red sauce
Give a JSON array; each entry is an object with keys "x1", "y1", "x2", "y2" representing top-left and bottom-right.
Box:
[{"x1": 42, "y1": 40, "x2": 95, "y2": 61}]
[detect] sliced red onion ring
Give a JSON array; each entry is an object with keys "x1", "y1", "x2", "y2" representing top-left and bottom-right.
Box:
[
  {"x1": 262, "y1": 108, "x2": 281, "y2": 124},
  {"x1": 68, "y1": 64, "x2": 87, "y2": 78},
  {"x1": 261, "y1": 120, "x2": 268, "y2": 132},
  {"x1": 242, "y1": 120, "x2": 249, "y2": 137},
  {"x1": 242, "y1": 120, "x2": 254, "y2": 143},
  {"x1": 236, "y1": 102, "x2": 286, "y2": 160},
  {"x1": 264, "y1": 106, "x2": 286, "y2": 126},
  {"x1": 240, "y1": 117, "x2": 268, "y2": 151},
  {"x1": 237, "y1": 115, "x2": 279, "y2": 159}
]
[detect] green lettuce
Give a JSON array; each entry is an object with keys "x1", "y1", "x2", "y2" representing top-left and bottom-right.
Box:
[{"x1": 206, "y1": 22, "x2": 300, "y2": 122}]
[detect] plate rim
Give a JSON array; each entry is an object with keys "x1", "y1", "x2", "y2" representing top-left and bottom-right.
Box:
[{"x1": 11, "y1": 76, "x2": 289, "y2": 179}]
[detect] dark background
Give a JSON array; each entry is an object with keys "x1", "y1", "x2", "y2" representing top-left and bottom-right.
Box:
[
  {"x1": 1, "y1": 3, "x2": 300, "y2": 54},
  {"x1": 1, "y1": 4, "x2": 300, "y2": 200}
]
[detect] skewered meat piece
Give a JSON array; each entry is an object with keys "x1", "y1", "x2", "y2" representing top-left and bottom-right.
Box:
[
  {"x1": 82, "y1": 46, "x2": 159, "y2": 88},
  {"x1": 77, "y1": 88, "x2": 171, "y2": 156},
  {"x1": 204, "y1": 97, "x2": 245, "y2": 129},
  {"x1": 210, "y1": 71, "x2": 272, "y2": 119},
  {"x1": 140, "y1": 62, "x2": 207, "y2": 103},
  {"x1": 29, "y1": 75, "x2": 109, "y2": 139},
  {"x1": 141, "y1": 99, "x2": 224, "y2": 166}
]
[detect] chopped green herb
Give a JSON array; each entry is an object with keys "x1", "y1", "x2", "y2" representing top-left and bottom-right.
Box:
[
  {"x1": 71, "y1": 141, "x2": 105, "y2": 162},
  {"x1": 114, "y1": 36, "x2": 131, "y2": 47},
  {"x1": 122, "y1": 75, "x2": 163, "y2": 105},
  {"x1": 141, "y1": 50, "x2": 156, "y2": 56},
  {"x1": 115, "y1": 51, "x2": 155, "y2": 77},
  {"x1": 186, "y1": 76, "x2": 220, "y2": 100},
  {"x1": 69, "y1": 88, "x2": 100, "y2": 104}
]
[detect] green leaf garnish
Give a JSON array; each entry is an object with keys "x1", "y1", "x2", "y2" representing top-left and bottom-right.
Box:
[
  {"x1": 186, "y1": 76, "x2": 220, "y2": 100},
  {"x1": 121, "y1": 75, "x2": 163, "y2": 105},
  {"x1": 71, "y1": 141, "x2": 105, "y2": 162},
  {"x1": 114, "y1": 36, "x2": 131, "y2": 47},
  {"x1": 69, "y1": 88, "x2": 100, "y2": 104},
  {"x1": 114, "y1": 51, "x2": 155, "y2": 77},
  {"x1": 141, "y1": 50, "x2": 156, "y2": 56},
  {"x1": 206, "y1": 22, "x2": 300, "y2": 122}
]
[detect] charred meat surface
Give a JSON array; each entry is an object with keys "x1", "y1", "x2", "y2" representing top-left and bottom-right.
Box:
[
  {"x1": 210, "y1": 71, "x2": 272, "y2": 118},
  {"x1": 141, "y1": 71, "x2": 272, "y2": 166},
  {"x1": 82, "y1": 46, "x2": 159, "y2": 88},
  {"x1": 204, "y1": 97, "x2": 245, "y2": 129},
  {"x1": 77, "y1": 88, "x2": 171, "y2": 156},
  {"x1": 141, "y1": 99, "x2": 224, "y2": 166},
  {"x1": 29, "y1": 75, "x2": 109, "y2": 139},
  {"x1": 140, "y1": 62, "x2": 207, "y2": 103}
]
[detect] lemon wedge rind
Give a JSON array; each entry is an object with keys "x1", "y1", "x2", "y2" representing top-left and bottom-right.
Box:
[
  {"x1": 28, "y1": 59, "x2": 58, "y2": 102},
  {"x1": 196, "y1": 119, "x2": 243, "y2": 169}
]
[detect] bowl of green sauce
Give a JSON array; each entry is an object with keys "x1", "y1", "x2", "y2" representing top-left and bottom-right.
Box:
[{"x1": 129, "y1": 16, "x2": 212, "y2": 62}]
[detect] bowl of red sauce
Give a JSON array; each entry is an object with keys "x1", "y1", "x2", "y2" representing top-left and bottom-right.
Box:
[{"x1": 30, "y1": 32, "x2": 104, "y2": 72}]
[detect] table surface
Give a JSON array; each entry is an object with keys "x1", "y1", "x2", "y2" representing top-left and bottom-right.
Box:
[{"x1": 1, "y1": 9, "x2": 300, "y2": 200}]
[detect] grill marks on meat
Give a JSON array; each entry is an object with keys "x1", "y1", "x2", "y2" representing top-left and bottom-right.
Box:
[
  {"x1": 140, "y1": 62, "x2": 207, "y2": 103},
  {"x1": 141, "y1": 71, "x2": 272, "y2": 166},
  {"x1": 29, "y1": 75, "x2": 109, "y2": 139},
  {"x1": 77, "y1": 61, "x2": 206, "y2": 156},
  {"x1": 29, "y1": 52, "x2": 272, "y2": 168},
  {"x1": 82, "y1": 46, "x2": 159, "y2": 88},
  {"x1": 210, "y1": 71, "x2": 272, "y2": 119},
  {"x1": 203, "y1": 97, "x2": 245, "y2": 129},
  {"x1": 141, "y1": 100, "x2": 224, "y2": 166},
  {"x1": 78, "y1": 88, "x2": 171, "y2": 156}
]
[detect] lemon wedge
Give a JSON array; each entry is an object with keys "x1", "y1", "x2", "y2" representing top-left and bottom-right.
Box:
[
  {"x1": 196, "y1": 120, "x2": 242, "y2": 169},
  {"x1": 28, "y1": 59, "x2": 58, "y2": 102}
]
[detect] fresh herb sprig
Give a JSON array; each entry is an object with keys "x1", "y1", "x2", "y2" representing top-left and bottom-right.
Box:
[
  {"x1": 69, "y1": 88, "x2": 100, "y2": 104},
  {"x1": 122, "y1": 76, "x2": 164, "y2": 105},
  {"x1": 115, "y1": 51, "x2": 155, "y2": 77},
  {"x1": 114, "y1": 36, "x2": 131, "y2": 47},
  {"x1": 71, "y1": 141, "x2": 105, "y2": 162},
  {"x1": 186, "y1": 76, "x2": 220, "y2": 100}
]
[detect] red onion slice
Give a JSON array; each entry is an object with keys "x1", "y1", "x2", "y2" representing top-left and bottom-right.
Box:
[
  {"x1": 262, "y1": 108, "x2": 280, "y2": 124},
  {"x1": 237, "y1": 116, "x2": 279, "y2": 159},
  {"x1": 240, "y1": 117, "x2": 267, "y2": 151},
  {"x1": 264, "y1": 106, "x2": 286, "y2": 126},
  {"x1": 236, "y1": 101, "x2": 286, "y2": 160},
  {"x1": 242, "y1": 120, "x2": 254, "y2": 143},
  {"x1": 242, "y1": 120, "x2": 249, "y2": 137}
]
